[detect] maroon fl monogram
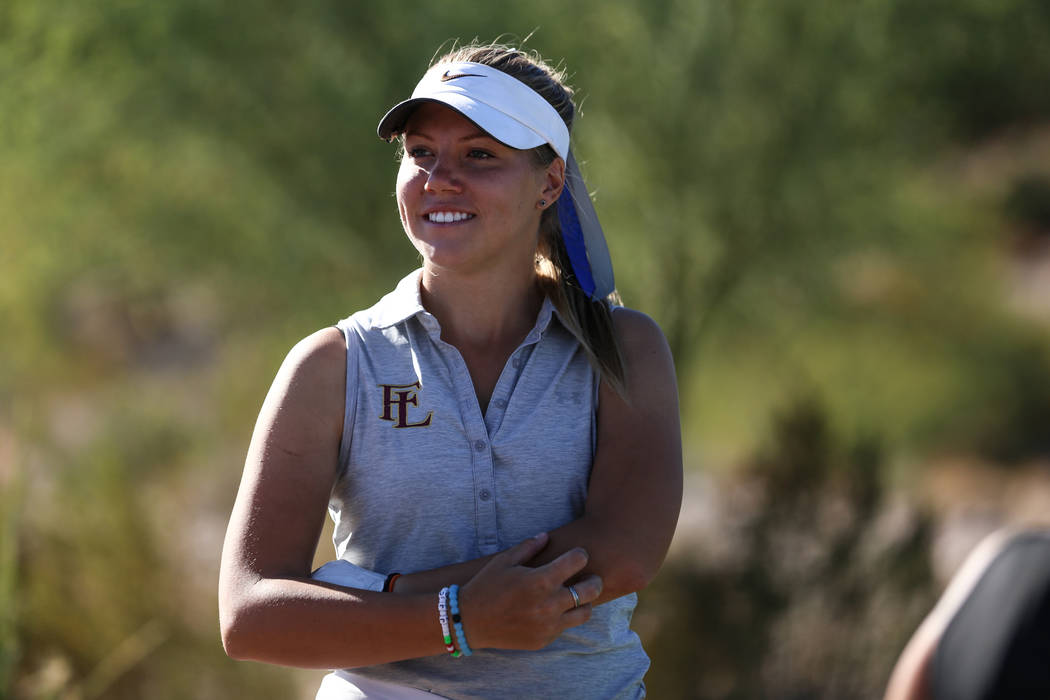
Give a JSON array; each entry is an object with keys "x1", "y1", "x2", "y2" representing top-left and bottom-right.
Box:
[{"x1": 378, "y1": 381, "x2": 433, "y2": 428}]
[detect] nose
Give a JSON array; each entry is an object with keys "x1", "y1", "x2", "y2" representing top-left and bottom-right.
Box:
[{"x1": 424, "y1": 156, "x2": 462, "y2": 193}]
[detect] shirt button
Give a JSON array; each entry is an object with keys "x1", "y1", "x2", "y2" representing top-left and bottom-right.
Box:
[
  {"x1": 494, "y1": 398, "x2": 507, "y2": 409},
  {"x1": 479, "y1": 489, "x2": 491, "y2": 501},
  {"x1": 474, "y1": 439, "x2": 486, "y2": 452},
  {"x1": 512, "y1": 358, "x2": 522, "y2": 369}
]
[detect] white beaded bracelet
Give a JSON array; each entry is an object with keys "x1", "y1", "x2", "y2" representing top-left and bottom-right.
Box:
[{"x1": 437, "y1": 587, "x2": 456, "y2": 656}]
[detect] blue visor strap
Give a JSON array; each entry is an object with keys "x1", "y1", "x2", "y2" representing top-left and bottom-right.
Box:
[{"x1": 556, "y1": 151, "x2": 615, "y2": 300}]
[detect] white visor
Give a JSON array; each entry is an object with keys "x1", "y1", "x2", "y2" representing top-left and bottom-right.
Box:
[{"x1": 377, "y1": 61, "x2": 570, "y2": 160}]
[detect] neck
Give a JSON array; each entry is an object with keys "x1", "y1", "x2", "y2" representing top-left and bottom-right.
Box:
[{"x1": 420, "y1": 263, "x2": 543, "y2": 351}]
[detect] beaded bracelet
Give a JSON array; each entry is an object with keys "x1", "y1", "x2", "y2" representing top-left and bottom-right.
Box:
[
  {"x1": 437, "y1": 587, "x2": 457, "y2": 656},
  {"x1": 448, "y1": 584, "x2": 472, "y2": 657}
]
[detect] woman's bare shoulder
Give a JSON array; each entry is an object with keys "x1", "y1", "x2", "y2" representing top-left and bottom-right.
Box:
[
  {"x1": 257, "y1": 326, "x2": 348, "y2": 443},
  {"x1": 609, "y1": 306, "x2": 674, "y2": 368},
  {"x1": 271, "y1": 326, "x2": 348, "y2": 394},
  {"x1": 287, "y1": 326, "x2": 346, "y2": 367}
]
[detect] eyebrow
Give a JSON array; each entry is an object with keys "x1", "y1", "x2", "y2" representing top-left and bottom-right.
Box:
[{"x1": 403, "y1": 128, "x2": 496, "y2": 143}]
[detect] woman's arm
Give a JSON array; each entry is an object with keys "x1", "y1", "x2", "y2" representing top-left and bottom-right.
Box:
[
  {"x1": 218, "y1": 328, "x2": 599, "y2": 668},
  {"x1": 525, "y1": 308, "x2": 682, "y2": 603}
]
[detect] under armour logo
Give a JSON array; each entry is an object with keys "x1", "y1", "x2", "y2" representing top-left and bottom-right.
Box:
[
  {"x1": 440, "y1": 70, "x2": 485, "y2": 82},
  {"x1": 378, "y1": 381, "x2": 433, "y2": 428}
]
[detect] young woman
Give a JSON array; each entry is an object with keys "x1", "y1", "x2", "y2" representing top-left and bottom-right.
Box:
[{"x1": 219, "y1": 43, "x2": 682, "y2": 699}]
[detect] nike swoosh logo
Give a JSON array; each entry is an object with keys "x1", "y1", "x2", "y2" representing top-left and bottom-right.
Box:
[{"x1": 440, "y1": 70, "x2": 485, "y2": 82}]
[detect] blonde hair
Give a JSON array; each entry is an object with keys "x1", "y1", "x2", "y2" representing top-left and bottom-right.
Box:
[{"x1": 433, "y1": 42, "x2": 627, "y2": 395}]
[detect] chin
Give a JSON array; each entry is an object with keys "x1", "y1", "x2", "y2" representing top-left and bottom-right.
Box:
[
  {"x1": 412, "y1": 244, "x2": 482, "y2": 274},
  {"x1": 406, "y1": 233, "x2": 474, "y2": 265}
]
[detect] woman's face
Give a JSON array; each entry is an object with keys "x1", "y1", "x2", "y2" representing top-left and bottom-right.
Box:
[{"x1": 396, "y1": 102, "x2": 559, "y2": 279}]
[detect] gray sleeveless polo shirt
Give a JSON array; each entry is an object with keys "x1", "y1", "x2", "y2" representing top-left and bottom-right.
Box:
[{"x1": 326, "y1": 270, "x2": 648, "y2": 699}]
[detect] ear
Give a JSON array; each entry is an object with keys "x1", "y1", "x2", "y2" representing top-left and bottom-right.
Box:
[{"x1": 540, "y1": 156, "x2": 566, "y2": 205}]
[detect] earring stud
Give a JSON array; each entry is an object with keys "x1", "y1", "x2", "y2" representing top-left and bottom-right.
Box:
[{"x1": 539, "y1": 199, "x2": 547, "y2": 208}]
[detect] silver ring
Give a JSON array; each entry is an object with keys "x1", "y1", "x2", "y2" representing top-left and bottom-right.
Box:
[{"x1": 568, "y1": 585, "x2": 581, "y2": 609}]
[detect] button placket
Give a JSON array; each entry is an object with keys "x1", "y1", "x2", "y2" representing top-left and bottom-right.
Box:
[
  {"x1": 470, "y1": 436, "x2": 499, "y2": 551},
  {"x1": 434, "y1": 303, "x2": 555, "y2": 555},
  {"x1": 433, "y1": 334, "x2": 500, "y2": 555}
]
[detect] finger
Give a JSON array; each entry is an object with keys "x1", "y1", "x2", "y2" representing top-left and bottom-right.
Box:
[
  {"x1": 562, "y1": 579, "x2": 604, "y2": 608},
  {"x1": 536, "y1": 547, "x2": 589, "y2": 584},
  {"x1": 577, "y1": 573, "x2": 603, "y2": 602},
  {"x1": 500, "y1": 532, "x2": 550, "y2": 567},
  {"x1": 559, "y1": 603, "x2": 593, "y2": 630}
]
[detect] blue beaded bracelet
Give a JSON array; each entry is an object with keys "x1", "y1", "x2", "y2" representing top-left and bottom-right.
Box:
[{"x1": 448, "y1": 584, "x2": 472, "y2": 657}]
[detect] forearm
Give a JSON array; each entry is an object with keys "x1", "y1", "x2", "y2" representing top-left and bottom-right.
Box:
[
  {"x1": 364, "y1": 520, "x2": 652, "y2": 606},
  {"x1": 222, "y1": 534, "x2": 597, "y2": 666},
  {"x1": 391, "y1": 509, "x2": 669, "y2": 605},
  {"x1": 220, "y1": 576, "x2": 445, "y2": 669},
  {"x1": 527, "y1": 514, "x2": 663, "y2": 605},
  {"x1": 391, "y1": 554, "x2": 495, "y2": 594}
]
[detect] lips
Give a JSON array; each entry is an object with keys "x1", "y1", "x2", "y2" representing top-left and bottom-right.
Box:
[{"x1": 426, "y1": 211, "x2": 475, "y2": 224}]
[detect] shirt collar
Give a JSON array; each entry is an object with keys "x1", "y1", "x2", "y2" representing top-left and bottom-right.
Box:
[
  {"x1": 371, "y1": 269, "x2": 427, "y2": 329},
  {"x1": 372, "y1": 268, "x2": 562, "y2": 337}
]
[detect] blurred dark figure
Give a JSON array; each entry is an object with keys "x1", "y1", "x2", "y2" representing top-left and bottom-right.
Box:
[{"x1": 884, "y1": 529, "x2": 1050, "y2": 700}]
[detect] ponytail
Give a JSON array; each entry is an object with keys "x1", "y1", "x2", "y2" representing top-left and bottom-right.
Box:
[{"x1": 536, "y1": 202, "x2": 627, "y2": 397}]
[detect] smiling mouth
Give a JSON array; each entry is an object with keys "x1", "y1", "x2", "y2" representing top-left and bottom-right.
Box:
[{"x1": 426, "y1": 211, "x2": 475, "y2": 224}]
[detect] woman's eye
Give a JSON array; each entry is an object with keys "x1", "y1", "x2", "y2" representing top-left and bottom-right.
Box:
[
  {"x1": 406, "y1": 146, "x2": 432, "y2": 158},
  {"x1": 468, "y1": 149, "x2": 494, "y2": 160}
]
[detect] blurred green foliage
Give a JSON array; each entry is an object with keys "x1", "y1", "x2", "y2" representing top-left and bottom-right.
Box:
[
  {"x1": 1005, "y1": 174, "x2": 1050, "y2": 234},
  {"x1": 638, "y1": 398, "x2": 936, "y2": 699},
  {"x1": 3, "y1": 0, "x2": 1050, "y2": 697}
]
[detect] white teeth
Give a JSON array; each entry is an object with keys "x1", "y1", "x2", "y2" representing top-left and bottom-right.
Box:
[{"x1": 427, "y1": 211, "x2": 474, "y2": 223}]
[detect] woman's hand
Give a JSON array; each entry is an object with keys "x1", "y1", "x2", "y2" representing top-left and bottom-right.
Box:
[{"x1": 459, "y1": 533, "x2": 602, "y2": 651}]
